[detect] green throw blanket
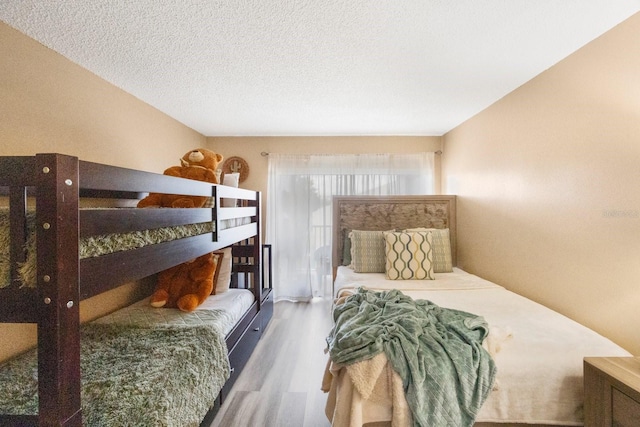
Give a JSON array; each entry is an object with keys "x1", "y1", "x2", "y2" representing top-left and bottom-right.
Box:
[
  {"x1": 327, "y1": 288, "x2": 496, "y2": 427},
  {"x1": 0, "y1": 312, "x2": 230, "y2": 427}
]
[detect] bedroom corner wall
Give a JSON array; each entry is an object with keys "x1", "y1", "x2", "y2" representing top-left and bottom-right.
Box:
[
  {"x1": 442, "y1": 13, "x2": 640, "y2": 355},
  {"x1": 0, "y1": 22, "x2": 206, "y2": 362}
]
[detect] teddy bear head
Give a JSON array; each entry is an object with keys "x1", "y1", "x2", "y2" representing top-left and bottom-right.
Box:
[{"x1": 179, "y1": 148, "x2": 223, "y2": 175}]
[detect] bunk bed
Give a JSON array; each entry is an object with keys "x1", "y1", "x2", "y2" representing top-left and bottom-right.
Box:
[
  {"x1": 323, "y1": 195, "x2": 631, "y2": 427},
  {"x1": 0, "y1": 153, "x2": 272, "y2": 426}
]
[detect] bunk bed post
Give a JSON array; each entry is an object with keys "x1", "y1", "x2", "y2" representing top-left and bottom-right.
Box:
[
  {"x1": 211, "y1": 184, "x2": 219, "y2": 242},
  {"x1": 251, "y1": 192, "x2": 262, "y2": 305},
  {"x1": 9, "y1": 185, "x2": 28, "y2": 286},
  {"x1": 0, "y1": 157, "x2": 40, "y2": 324},
  {"x1": 35, "y1": 154, "x2": 82, "y2": 426}
]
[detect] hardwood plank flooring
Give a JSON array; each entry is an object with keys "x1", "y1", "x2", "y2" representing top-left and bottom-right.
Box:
[{"x1": 210, "y1": 299, "x2": 333, "y2": 427}]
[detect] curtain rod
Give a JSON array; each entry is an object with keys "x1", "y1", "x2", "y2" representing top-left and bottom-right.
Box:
[{"x1": 261, "y1": 150, "x2": 442, "y2": 156}]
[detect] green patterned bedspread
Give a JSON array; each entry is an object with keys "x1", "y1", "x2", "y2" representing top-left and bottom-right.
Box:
[
  {"x1": 327, "y1": 288, "x2": 496, "y2": 427},
  {"x1": 0, "y1": 309, "x2": 230, "y2": 427}
]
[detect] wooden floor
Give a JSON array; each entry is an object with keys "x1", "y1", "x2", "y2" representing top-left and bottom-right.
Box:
[{"x1": 209, "y1": 298, "x2": 334, "y2": 427}]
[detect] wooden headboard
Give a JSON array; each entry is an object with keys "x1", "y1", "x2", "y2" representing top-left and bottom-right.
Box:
[{"x1": 332, "y1": 195, "x2": 457, "y2": 273}]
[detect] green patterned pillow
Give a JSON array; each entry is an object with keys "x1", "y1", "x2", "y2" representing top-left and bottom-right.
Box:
[
  {"x1": 384, "y1": 231, "x2": 435, "y2": 280},
  {"x1": 349, "y1": 230, "x2": 387, "y2": 273},
  {"x1": 404, "y1": 228, "x2": 453, "y2": 273}
]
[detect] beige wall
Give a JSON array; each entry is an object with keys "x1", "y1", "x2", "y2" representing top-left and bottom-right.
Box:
[
  {"x1": 442, "y1": 13, "x2": 640, "y2": 354},
  {"x1": 0, "y1": 22, "x2": 205, "y2": 169},
  {"x1": 0, "y1": 22, "x2": 206, "y2": 361}
]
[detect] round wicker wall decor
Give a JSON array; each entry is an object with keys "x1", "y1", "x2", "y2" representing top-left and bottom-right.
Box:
[{"x1": 221, "y1": 156, "x2": 249, "y2": 183}]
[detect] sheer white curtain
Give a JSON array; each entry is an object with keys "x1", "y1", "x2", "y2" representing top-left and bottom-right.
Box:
[{"x1": 266, "y1": 152, "x2": 435, "y2": 301}]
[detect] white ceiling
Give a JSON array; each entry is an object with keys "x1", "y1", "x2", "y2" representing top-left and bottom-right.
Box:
[{"x1": 1, "y1": 1, "x2": 639, "y2": 136}]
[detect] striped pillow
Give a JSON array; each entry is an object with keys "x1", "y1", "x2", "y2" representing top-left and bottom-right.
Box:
[
  {"x1": 384, "y1": 231, "x2": 435, "y2": 280},
  {"x1": 349, "y1": 230, "x2": 387, "y2": 273},
  {"x1": 404, "y1": 228, "x2": 453, "y2": 273}
]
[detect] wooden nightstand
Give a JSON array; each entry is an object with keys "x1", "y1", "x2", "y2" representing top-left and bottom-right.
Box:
[{"x1": 584, "y1": 357, "x2": 640, "y2": 427}]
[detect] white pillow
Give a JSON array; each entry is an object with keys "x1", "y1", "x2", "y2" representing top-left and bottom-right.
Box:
[
  {"x1": 221, "y1": 172, "x2": 240, "y2": 207},
  {"x1": 214, "y1": 247, "x2": 233, "y2": 294}
]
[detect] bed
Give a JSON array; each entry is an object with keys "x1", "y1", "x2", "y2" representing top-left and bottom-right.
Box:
[
  {"x1": 0, "y1": 153, "x2": 272, "y2": 426},
  {"x1": 322, "y1": 195, "x2": 631, "y2": 427}
]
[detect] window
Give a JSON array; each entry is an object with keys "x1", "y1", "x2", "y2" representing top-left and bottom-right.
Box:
[{"x1": 266, "y1": 152, "x2": 435, "y2": 301}]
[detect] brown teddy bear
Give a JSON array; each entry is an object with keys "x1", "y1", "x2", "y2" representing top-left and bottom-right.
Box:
[
  {"x1": 149, "y1": 253, "x2": 218, "y2": 312},
  {"x1": 137, "y1": 148, "x2": 223, "y2": 208},
  {"x1": 138, "y1": 148, "x2": 224, "y2": 312}
]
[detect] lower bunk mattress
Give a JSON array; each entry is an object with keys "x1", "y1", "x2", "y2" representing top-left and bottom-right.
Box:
[
  {"x1": 0, "y1": 288, "x2": 254, "y2": 427},
  {"x1": 324, "y1": 267, "x2": 632, "y2": 426}
]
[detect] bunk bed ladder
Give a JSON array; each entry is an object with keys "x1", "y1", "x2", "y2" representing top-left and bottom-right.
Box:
[{"x1": 231, "y1": 194, "x2": 262, "y2": 303}]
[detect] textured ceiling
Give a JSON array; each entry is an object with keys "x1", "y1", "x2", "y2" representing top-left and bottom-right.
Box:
[{"x1": 1, "y1": 1, "x2": 639, "y2": 136}]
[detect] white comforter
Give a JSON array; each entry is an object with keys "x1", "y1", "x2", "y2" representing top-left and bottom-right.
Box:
[
  {"x1": 331, "y1": 267, "x2": 631, "y2": 425},
  {"x1": 95, "y1": 288, "x2": 255, "y2": 336}
]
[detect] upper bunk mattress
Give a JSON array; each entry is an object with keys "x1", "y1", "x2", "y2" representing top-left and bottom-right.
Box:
[
  {"x1": 332, "y1": 266, "x2": 631, "y2": 425},
  {"x1": 0, "y1": 208, "x2": 251, "y2": 289}
]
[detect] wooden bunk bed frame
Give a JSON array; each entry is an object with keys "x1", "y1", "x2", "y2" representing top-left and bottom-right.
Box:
[{"x1": 0, "y1": 153, "x2": 271, "y2": 426}]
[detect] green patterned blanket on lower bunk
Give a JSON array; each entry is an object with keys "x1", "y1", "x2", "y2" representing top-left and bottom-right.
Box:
[{"x1": 0, "y1": 308, "x2": 231, "y2": 427}]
